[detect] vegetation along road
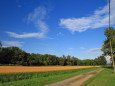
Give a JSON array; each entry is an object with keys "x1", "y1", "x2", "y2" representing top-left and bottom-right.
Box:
[
  {"x1": 82, "y1": 67, "x2": 115, "y2": 86},
  {"x1": 0, "y1": 67, "x2": 98, "y2": 86}
]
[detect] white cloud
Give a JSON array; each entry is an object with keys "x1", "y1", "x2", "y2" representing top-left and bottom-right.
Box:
[
  {"x1": 3, "y1": 41, "x2": 24, "y2": 47},
  {"x1": 60, "y1": 0, "x2": 115, "y2": 32},
  {"x1": 17, "y1": 5, "x2": 22, "y2": 8},
  {"x1": 83, "y1": 48, "x2": 102, "y2": 54},
  {"x1": 57, "y1": 32, "x2": 64, "y2": 36},
  {"x1": 80, "y1": 47, "x2": 85, "y2": 49},
  {"x1": 6, "y1": 6, "x2": 50, "y2": 38},
  {"x1": 67, "y1": 48, "x2": 73, "y2": 50},
  {"x1": 6, "y1": 32, "x2": 45, "y2": 38},
  {"x1": 28, "y1": 6, "x2": 48, "y2": 34},
  {"x1": 70, "y1": 48, "x2": 73, "y2": 50},
  {"x1": 47, "y1": 49, "x2": 56, "y2": 52}
]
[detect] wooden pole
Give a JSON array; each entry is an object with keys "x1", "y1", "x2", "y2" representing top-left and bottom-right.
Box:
[{"x1": 109, "y1": 0, "x2": 115, "y2": 73}]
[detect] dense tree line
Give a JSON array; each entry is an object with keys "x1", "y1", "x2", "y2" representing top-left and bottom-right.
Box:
[{"x1": 0, "y1": 45, "x2": 106, "y2": 66}]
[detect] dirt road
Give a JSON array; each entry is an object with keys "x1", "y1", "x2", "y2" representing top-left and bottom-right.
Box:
[{"x1": 45, "y1": 68, "x2": 104, "y2": 86}]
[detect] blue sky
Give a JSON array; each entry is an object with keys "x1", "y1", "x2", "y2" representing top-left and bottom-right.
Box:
[{"x1": 0, "y1": 0, "x2": 115, "y2": 59}]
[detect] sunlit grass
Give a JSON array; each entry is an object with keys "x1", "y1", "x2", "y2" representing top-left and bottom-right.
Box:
[{"x1": 82, "y1": 68, "x2": 115, "y2": 86}]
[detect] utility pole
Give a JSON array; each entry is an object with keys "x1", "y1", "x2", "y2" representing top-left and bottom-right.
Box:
[
  {"x1": 0, "y1": 41, "x2": 2, "y2": 49},
  {"x1": 109, "y1": 0, "x2": 115, "y2": 73}
]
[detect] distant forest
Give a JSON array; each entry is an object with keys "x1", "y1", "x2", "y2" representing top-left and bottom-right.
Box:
[{"x1": 0, "y1": 44, "x2": 106, "y2": 66}]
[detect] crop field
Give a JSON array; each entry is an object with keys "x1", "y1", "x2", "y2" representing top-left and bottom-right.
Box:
[
  {"x1": 0, "y1": 67, "x2": 99, "y2": 86},
  {"x1": 0, "y1": 66, "x2": 98, "y2": 74}
]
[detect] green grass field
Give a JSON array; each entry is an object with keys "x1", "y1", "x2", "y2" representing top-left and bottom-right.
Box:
[
  {"x1": 82, "y1": 68, "x2": 115, "y2": 86},
  {"x1": 0, "y1": 67, "x2": 98, "y2": 86}
]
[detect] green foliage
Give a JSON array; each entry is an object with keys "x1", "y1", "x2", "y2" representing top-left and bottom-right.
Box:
[
  {"x1": 94, "y1": 56, "x2": 107, "y2": 65},
  {"x1": 101, "y1": 27, "x2": 115, "y2": 56},
  {"x1": 0, "y1": 47, "x2": 33, "y2": 66}
]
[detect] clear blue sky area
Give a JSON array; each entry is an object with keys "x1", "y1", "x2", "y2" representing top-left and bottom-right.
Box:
[{"x1": 0, "y1": 0, "x2": 115, "y2": 59}]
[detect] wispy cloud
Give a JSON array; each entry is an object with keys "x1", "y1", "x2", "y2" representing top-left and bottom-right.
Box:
[
  {"x1": 28, "y1": 6, "x2": 48, "y2": 35},
  {"x1": 38, "y1": 49, "x2": 56, "y2": 52},
  {"x1": 6, "y1": 6, "x2": 50, "y2": 38},
  {"x1": 60, "y1": 0, "x2": 115, "y2": 32},
  {"x1": 6, "y1": 32, "x2": 45, "y2": 38},
  {"x1": 46, "y1": 49, "x2": 56, "y2": 52},
  {"x1": 67, "y1": 48, "x2": 73, "y2": 50},
  {"x1": 3, "y1": 41, "x2": 24, "y2": 47},
  {"x1": 83, "y1": 48, "x2": 102, "y2": 54},
  {"x1": 17, "y1": 5, "x2": 22, "y2": 8},
  {"x1": 57, "y1": 32, "x2": 64, "y2": 36},
  {"x1": 80, "y1": 47, "x2": 85, "y2": 50}
]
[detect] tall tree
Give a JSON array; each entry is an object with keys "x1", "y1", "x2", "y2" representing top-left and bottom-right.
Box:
[
  {"x1": 67, "y1": 55, "x2": 71, "y2": 65},
  {"x1": 101, "y1": 27, "x2": 115, "y2": 72}
]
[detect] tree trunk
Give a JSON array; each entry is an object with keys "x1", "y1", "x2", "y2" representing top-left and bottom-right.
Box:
[{"x1": 110, "y1": 39, "x2": 115, "y2": 73}]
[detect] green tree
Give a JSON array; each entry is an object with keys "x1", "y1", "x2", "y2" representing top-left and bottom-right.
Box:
[
  {"x1": 59, "y1": 55, "x2": 67, "y2": 66},
  {"x1": 101, "y1": 27, "x2": 115, "y2": 72},
  {"x1": 0, "y1": 47, "x2": 13, "y2": 64},
  {"x1": 66, "y1": 55, "x2": 71, "y2": 65},
  {"x1": 94, "y1": 56, "x2": 107, "y2": 65},
  {"x1": 71, "y1": 56, "x2": 77, "y2": 65},
  {"x1": 31, "y1": 53, "x2": 40, "y2": 65}
]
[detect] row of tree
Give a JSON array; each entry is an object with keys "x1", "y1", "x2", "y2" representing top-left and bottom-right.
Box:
[{"x1": 0, "y1": 45, "x2": 106, "y2": 66}]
